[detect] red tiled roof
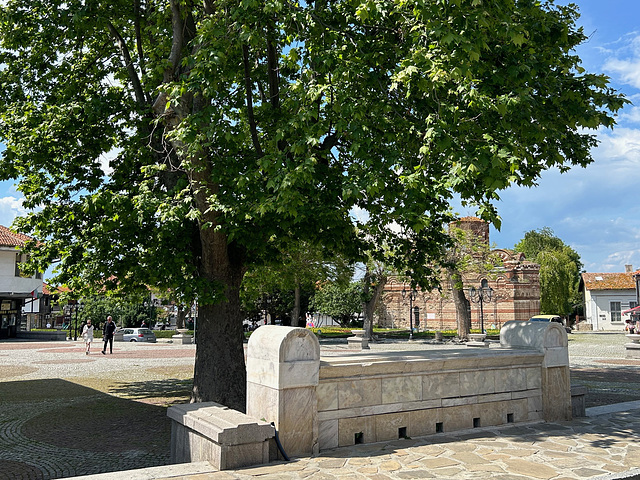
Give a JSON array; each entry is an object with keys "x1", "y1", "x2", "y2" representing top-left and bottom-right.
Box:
[
  {"x1": 0, "y1": 225, "x2": 32, "y2": 248},
  {"x1": 582, "y1": 272, "x2": 636, "y2": 291},
  {"x1": 43, "y1": 283, "x2": 70, "y2": 296}
]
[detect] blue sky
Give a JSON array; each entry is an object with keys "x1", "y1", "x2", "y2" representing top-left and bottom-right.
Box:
[{"x1": 1, "y1": 0, "x2": 639, "y2": 275}]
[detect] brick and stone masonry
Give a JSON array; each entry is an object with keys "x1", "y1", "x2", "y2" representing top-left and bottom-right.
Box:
[{"x1": 378, "y1": 217, "x2": 541, "y2": 331}]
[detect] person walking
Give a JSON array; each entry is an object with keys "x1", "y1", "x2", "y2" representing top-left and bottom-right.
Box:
[
  {"x1": 102, "y1": 316, "x2": 116, "y2": 355},
  {"x1": 82, "y1": 319, "x2": 94, "y2": 355}
]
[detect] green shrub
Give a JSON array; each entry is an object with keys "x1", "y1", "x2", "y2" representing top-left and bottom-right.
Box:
[{"x1": 155, "y1": 330, "x2": 193, "y2": 339}]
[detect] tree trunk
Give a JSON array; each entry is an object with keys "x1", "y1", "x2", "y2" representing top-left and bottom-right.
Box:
[
  {"x1": 292, "y1": 284, "x2": 302, "y2": 327},
  {"x1": 362, "y1": 269, "x2": 387, "y2": 341},
  {"x1": 191, "y1": 227, "x2": 247, "y2": 412},
  {"x1": 448, "y1": 269, "x2": 471, "y2": 341},
  {"x1": 176, "y1": 305, "x2": 186, "y2": 330}
]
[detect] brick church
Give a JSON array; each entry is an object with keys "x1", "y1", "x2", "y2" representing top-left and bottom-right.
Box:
[{"x1": 378, "y1": 217, "x2": 541, "y2": 331}]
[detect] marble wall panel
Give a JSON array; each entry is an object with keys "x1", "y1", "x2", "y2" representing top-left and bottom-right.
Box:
[
  {"x1": 525, "y1": 367, "x2": 542, "y2": 390},
  {"x1": 542, "y1": 366, "x2": 571, "y2": 421},
  {"x1": 476, "y1": 401, "x2": 505, "y2": 427},
  {"x1": 381, "y1": 375, "x2": 421, "y2": 404},
  {"x1": 375, "y1": 412, "x2": 411, "y2": 442},
  {"x1": 338, "y1": 378, "x2": 382, "y2": 409},
  {"x1": 338, "y1": 416, "x2": 376, "y2": 447},
  {"x1": 440, "y1": 405, "x2": 474, "y2": 432},
  {"x1": 495, "y1": 367, "x2": 527, "y2": 392},
  {"x1": 317, "y1": 382, "x2": 338, "y2": 412},
  {"x1": 526, "y1": 392, "x2": 543, "y2": 418},
  {"x1": 278, "y1": 387, "x2": 316, "y2": 457},
  {"x1": 423, "y1": 372, "x2": 460, "y2": 400},
  {"x1": 318, "y1": 419, "x2": 338, "y2": 450},
  {"x1": 408, "y1": 408, "x2": 442, "y2": 437},
  {"x1": 246, "y1": 382, "x2": 280, "y2": 424},
  {"x1": 510, "y1": 398, "x2": 529, "y2": 422},
  {"x1": 459, "y1": 370, "x2": 495, "y2": 396}
]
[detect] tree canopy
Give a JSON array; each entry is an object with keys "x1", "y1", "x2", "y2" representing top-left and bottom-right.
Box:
[
  {"x1": 0, "y1": 0, "x2": 626, "y2": 410},
  {"x1": 310, "y1": 281, "x2": 364, "y2": 327},
  {"x1": 514, "y1": 227, "x2": 583, "y2": 316}
]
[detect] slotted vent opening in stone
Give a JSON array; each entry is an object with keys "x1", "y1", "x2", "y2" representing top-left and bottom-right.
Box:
[
  {"x1": 507, "y1": 413, "x2": 515, "y2": 423},
  {"x1": 435, "y1": 422, "x2": 444, "y2": 433},
  {"x1": 398, "y1": 427, "x2": 407, "y2": 439},
  {"x1": 473, "y1": 417, "x2": 481, "y2": 428},
  {"x1": 354, "y1": 432, "x2": 364, "y2": 444}
]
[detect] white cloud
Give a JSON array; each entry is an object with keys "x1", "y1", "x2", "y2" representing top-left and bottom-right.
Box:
[
  {"x1": 618, "y1": 105, "x2": 640, "y2": 124},
  {"x1": 603, "y1": 34, "x2": 640, "y2": 88},
  {"x1": 0, "y1": 195, "x2": 26, "y2": 227},
  {"x1": 604, "y1": 58, "x2": 640, "y2": 88},
  {"x1": 594, "y1": 127, "x2": 640, "y2": 164}
]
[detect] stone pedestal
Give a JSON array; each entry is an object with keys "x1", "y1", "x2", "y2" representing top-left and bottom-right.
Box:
[
  {"x1": 347, "y1": 329, "x2": 369, "y2": 349},
  {"x1": 466, "y1": 333, "x2": 488, "y2": 347},
  {"x1": 168, "y1": 402, "x2": 274, "y2": 470},
  {"x1": 571, "y1": 385, "x2": 588, "y2": 418},
  {"x1": 501, "y1": 321, "x2": 571, "y2": 422},
  {"x1": 172, "y1": 333, "x2": 193, "y2": 344},
  {"x1": 246, "y1": 326, "x2": 320, "y2": 457},
  {"x1": 625, "y1": 335, "x2": 640, "y2": 359},
  {"x1": 434, "y1": 331, "x2": 443, "y2": 342}
]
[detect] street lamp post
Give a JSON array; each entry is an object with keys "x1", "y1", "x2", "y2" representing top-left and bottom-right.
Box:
[
  {"x1": 401, "y1": 287, "x2": 417, "y2": 341},
  {"x1": 70, "y1": 300, "x2": 84, "y2": 341},
  {"x1": 468, "y1": 279, "x2": 493, "y2": 334}
]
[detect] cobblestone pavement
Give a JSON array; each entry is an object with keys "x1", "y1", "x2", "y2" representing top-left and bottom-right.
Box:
[{"x1": 1, "y1": 332, "x2": 639, "y2": 480}]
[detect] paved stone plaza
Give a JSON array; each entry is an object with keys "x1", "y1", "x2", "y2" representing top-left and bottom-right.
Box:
[{"x1": 0, "y1": 332, "x2": 639, "y2": 479}]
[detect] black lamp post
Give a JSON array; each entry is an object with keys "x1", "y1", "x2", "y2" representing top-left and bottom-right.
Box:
[
  {"x1": 72, "y1": 301, "x2": 83, "y2": 341},
  {"x1": 469, "y1": 279, "x2": 493, "y2": 333},
  {"x1": 401, "y1": 287, "x2": 417, "y2": 340}
]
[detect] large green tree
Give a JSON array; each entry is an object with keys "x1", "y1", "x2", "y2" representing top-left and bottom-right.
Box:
[
  {"x1": 310, "y1": 281, "x2": 364, "y2": 327},
  {"x1": 0, "y1": 0, "x2": 625, "y2": 410},
  {"x1": 514, "y1": 227, "x2": 583, "y2": 316}
]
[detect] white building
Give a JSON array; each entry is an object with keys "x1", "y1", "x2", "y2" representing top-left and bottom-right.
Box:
[
  {"x1": 580, "y1": 266, "x2": 637, "y2": 331},
  {"x1": 0, "y1": 225, "x2": 43, "y2": 338}
]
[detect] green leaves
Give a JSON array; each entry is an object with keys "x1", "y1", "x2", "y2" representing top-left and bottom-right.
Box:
[
  {"x1": 514, "y1": 228, "x2": 583, "y2": 316},
  {"x1": 0, "y1": 0, "x2": 627, "y2": 306}
]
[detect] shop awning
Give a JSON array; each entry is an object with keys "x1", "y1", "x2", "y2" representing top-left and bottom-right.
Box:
[{"x1": 622, "y1": 305, "x2": 640, "y2": 315}]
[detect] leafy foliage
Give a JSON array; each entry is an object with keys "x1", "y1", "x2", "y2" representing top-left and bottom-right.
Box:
[
  {"x1": 514, "y1": 227, "x2": 582, "y2": 316},
  {"x1": 76, "y1": 296, "x2": 160, "y2": 329},
  {"x1": 0, "y1": 0, "x2": 626, "y2": 408},
  {"x1": 240, "y1": 243, "x2": 354, "y2": 325},
  {"x1": 310, "y1": 281, "x2": 364, "y2": 327}
]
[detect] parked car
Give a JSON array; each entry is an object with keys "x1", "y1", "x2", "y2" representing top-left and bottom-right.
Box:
[
  {"x1": 121, "y1": 328, "x2": 157, "y2": 342},
  {"x1": 528, "y1": 315, "x2": 572, "y2": 333}
]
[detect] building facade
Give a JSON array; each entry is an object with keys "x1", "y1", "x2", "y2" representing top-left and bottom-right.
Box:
[
  {"x1": 378, "y1": 217, "x2": 541, "y2": 331},
  {"x1": 580, "y1": 266, "x2": 637, "y2": 331},
  {"x1": 0, "y1": 226, "x2": 43, "y2": 338}
]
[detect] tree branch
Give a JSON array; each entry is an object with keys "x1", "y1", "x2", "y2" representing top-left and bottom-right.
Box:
[
  {"x1": 106, "y1": 21, "x2": 146, "y2": 107},
  {"x1": 266, "y1": 22, "x2": 280, "y2": 110},
  {"x1": 242, "y1": 44, "x2": 263, "y2": 156},
  {"x1": 165, "y1": 0, "x2": 185, "y2": 84},
  {"x1": 133, "y1": 0, "x2": 151, "y2": 103}
]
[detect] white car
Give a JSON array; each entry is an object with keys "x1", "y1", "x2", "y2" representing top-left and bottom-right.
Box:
[{"x1": 121, "y1": 328, "x2": 157, "y2": 342}]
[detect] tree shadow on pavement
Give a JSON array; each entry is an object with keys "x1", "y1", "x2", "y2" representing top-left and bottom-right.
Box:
[
  {"x1": 0, "y1": 379, "x2": 172, "y2": 479},
  {"x1": 571, "y1": 367, "x2": 640, "y2": 407},
  {"x1": 108, "y1": 378, "x2": 192, "y2": 405}
]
